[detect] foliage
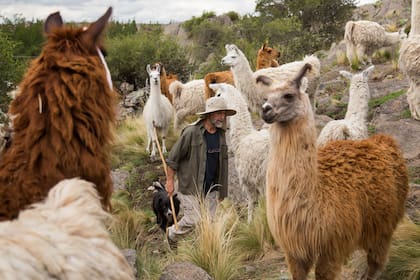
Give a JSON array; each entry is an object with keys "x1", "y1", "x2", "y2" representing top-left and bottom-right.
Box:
[
  {"x1": 107, "y1": 20, "x2": 138, "y2": 38},
  {"x1": 255, "y1": 0, "x2": 356, "y2": 49},
  {"x1": 106, "y1": 31, "x2": 191, "y2": 89},
  {"x1": 0, "y1": 31, "x2": 25, "y2": 111},
  {"x1": 0, "y1": 15, "x2": 44, "y2": 57},
  {"x1": 182, "y1": 11, "x2": 217, "y2": 33}
]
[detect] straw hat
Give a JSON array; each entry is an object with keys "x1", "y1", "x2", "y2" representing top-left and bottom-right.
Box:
[{"x1": 196, "y1": 96, "x2": 236, "y2": 117}]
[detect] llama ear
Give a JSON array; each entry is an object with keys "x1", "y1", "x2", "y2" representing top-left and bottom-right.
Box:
[
  {"x1": 44, "y1": 11, "x2": 63, "y2": 34},
  {"x1": 146, "y1": 64, "x2": 151, "y2": 74},
  {"x1": 81, "y1": 7, "x2": 112, "y2": 50},
  {"x1": 256, "y1": 75, "x2": 273, "y2": 86},
  {"x1": 299, "y1": 77, "x2": 308, "y2": 93},
  {"x1": 363, "y1": 65, "x2": 375, "y2": 78},
  {"x1": 339, "y1": 70, "x2": 353, "y2": 80},
  {"x1": 293, "y1": 63, "x2": 312, "y2": 89}
]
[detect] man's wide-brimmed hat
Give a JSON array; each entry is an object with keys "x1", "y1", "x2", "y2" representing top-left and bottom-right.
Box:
[{"x1": 196, "y1": 96, "x2": 237, "y2": 117}]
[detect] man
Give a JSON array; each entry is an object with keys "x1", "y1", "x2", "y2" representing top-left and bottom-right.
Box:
[{"x1": 165, "y1": 96, "x2": 236, "y2": 244}]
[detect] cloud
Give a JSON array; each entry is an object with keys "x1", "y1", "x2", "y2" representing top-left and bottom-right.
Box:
[{"x1": 0, "y1": 0, "x2": 256, "y2": 23}]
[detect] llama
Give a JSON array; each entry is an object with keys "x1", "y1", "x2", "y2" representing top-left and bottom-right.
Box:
[
  {"x1": 317, "y1": 65, "x2": 375, "y2": 147},
  {"x1": 0, "y1": 178, "x2": 135, "y2": 279},
  {"x1": 398, "y1": 0, "x2": 420, "y2": 120},
  {"x1": 153, "y1": 62, "x2": 174, "y2": 104},
  {"x1": 256, "y1": 42, "x2": 280, "y2": 70},
  {"x1": 204, "y1": 43, "x2": 280, "y2": 100},
  {"x1": 221, "y1": 44, "x2": 320, "y2": 113},
  {"x1": 257, "y1": 63, "x2": 409, "y2": 280},
  {"x1": 204, "y1": 70, "x2": 234, "y2": 100},
  {"x1": 0, "y1": 7, "x2": 117, "y2": 221},
  {"x1": 169, "y1": 79, "x2": 206, "y2": 130},
  {"x1": 211, "y1": 83, "x2": 269, "y2": 223},
  {"x1": 143, "y1": 64, "x2": 173, "y2": 159},
  {"x1": 344, "y1": 20, "x2": 407, "y2": 66}
]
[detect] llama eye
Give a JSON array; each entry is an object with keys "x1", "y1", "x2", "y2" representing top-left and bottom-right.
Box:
[
  {"x1": 284, "y1": 93, "x2": 294, "y2": 102},
  {"x1": 268, "y1": 50, "x2": 272, "y2": 54}
]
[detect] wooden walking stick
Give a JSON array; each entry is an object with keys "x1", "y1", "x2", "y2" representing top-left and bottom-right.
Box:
[{"x1": 153, "y1": 123, "x2": 178, "y2": 230}]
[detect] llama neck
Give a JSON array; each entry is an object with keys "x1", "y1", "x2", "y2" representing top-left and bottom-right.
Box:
[
  {"x1": 344, "y1": 81, "x2": 370, "y2": 122},
  {"x1": 228, "y1": 95, "x2": 255, "y2": 153},
  {"x1": 412, "y1": 0, "x2": 420, "y2": 36},
  {"x1": 384, "y1": 32, "x2": 401, "y2": 46},
  {"x1": 267, "y1": 110, "x2": 318, "y2": 197},
  {"x1": 149, "y1": 83, "x2": 162, "y2": 100},
  {"x1": 230, "y1": 54, "x2": 258, "y2": 111}
]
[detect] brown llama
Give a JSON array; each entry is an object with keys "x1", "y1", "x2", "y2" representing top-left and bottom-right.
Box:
[
  {"x1": 0, "y1": 7, "x2": 117, "y2": 221},
  {"x1": 257, "y1": 63, "x2": 409, "y2": 280},
  {"x1": 204, "y1": 70, "x2": 234, "y2": 100},
  {"x1": 256, "y1": 42, "x2": 280, "y2": 70}
]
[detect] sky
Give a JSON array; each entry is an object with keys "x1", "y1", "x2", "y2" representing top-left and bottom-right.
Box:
[{"x1": 0, "y1": 0, "x2": 378, "y2": 24}]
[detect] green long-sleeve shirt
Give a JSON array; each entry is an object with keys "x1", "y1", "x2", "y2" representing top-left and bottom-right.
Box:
[{"x1": 166, "y1": 119, "x2": 229, "y2": 199}]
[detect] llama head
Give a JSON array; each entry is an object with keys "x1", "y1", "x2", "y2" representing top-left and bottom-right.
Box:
[
  {"x1": 44, "y1": 7, "x2": 113, "y2": 90},
  {"x1": 257, "y1": 63, "x2": 312, "y2": 124},
  {"x1": 339, "y1": 65, "x2": 374, "y2": 98},
  {"x1": 258, "y1": 42, "x2": 280, "y2": 65},
  {"x1": 147, "y1": 63, "x2": 161, "y2": 86},
  {"x1": 221, "y1": 44, "x2": 242, "y2": 67}
]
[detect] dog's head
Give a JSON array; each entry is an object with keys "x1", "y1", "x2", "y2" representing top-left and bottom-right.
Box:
[{"x1": 148, "y1": 181, "x2": 180, "y2": 231}]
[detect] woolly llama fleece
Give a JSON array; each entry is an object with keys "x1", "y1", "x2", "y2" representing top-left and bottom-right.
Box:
[
  {"x1": 0, "y1": 178, "x2": 135, "y2": 279},
  {"x1": 0, "y1": 8, "x2": 117, "y2": 220},
  {"x1": 257, "y1": 63, "x2": 409, "y2": 280}
]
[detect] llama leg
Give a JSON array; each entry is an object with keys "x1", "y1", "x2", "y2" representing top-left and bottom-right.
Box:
[
  {"x1": 360, "y1": 241, "x2": 391, "y2": 280},
  {"x1": 315, "y1": 255, "x2": 342, "y2": 280},
  {"x1": 151, "y1": 140, "x2": 157, "y2": 159},
  {"x1": 356, "y1": 44, "x2": 366, "y2": 65},
  {"x1": 286, "y1": 255, "x2": 312, "y2": 280},
  {"x1": 247, "y1": 192, "x2": 254, "y2": 224},
  {"x1": 146, "y1": 135, "x2": 152, "y2": 154},
  {"x1": 161, "y1": 137, "x2": 167, "y2": 153}
]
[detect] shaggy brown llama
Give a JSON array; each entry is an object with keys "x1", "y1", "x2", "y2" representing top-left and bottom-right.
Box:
[
  {"x1": 204, "y1": 70, "x2": 234, "y2": 99},
  {"x1": 256, "y1": 42, "x2": 280, "y2": 70},
  {"x1": 0, "y1": 7, "x2": 117, "y2": 221},
  {"x1": 257, "y1": 63, "x2": 409, "y2": 280}
]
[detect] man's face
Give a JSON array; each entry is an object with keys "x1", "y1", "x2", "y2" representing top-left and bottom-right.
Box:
[{"x1": 209, "y1": 111, "x2": 226, "y2": 128}]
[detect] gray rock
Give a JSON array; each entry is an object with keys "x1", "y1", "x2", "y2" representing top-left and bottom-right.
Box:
[{"x1": 160, "y1": 261, "x2": 213, "y2": 280}]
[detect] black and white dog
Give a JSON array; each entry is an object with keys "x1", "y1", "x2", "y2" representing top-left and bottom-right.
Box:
[{"x1": 148, "y1": 181, "x2": 180, "y2": 232}]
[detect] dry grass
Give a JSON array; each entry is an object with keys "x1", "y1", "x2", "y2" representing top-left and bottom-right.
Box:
[
  {"x1": 234, "y1": 198, "x2": 276, "y2": 260},
  {"x1": 349, "y1": 217, "x2": 420, "y2": 280},
  {"x1": 177, "y1": 196, "x2": 245, "y2": 280}
]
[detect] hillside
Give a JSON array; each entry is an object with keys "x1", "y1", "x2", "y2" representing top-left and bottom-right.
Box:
[{"x1": 115, "y1": 0, "x2": 420, "y2": 279}]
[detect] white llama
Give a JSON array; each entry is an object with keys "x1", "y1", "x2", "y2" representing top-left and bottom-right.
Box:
[
  {"x1": 398, "y1": 0, "x2": 420, "y2": 120},
  {"x1": 143, "y1": 64, "x2": 173, "y2": 159},
  {"x1": 169, "y1": 79, "x2": 206, "y2": 130},
  {"x1": 221, "y1": 44, "x2": 320, "y2": 113},
  {"x1": 344, "y1": 20, "x2": 407, "y2": 66},
  {"x1": 210, "y1": 83, "x2": 269, "y2": 223},
  {"x1": 317, "y1": 65, "x2": 375, "y2": 147}
]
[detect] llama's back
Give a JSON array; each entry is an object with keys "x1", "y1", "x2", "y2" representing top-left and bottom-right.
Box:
[
  {"x1": 169, "y1": 79, "x2": 205, "y2": 129},
  {"x1": 317, "y1": 134, "x2": 408, "y2": 243},
  {"x1": 345, "y1": 20, "x2": 386, "y2": 49}
]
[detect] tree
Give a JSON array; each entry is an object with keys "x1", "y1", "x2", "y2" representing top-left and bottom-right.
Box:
[
  {"x1": 255, "y1": 0, "x2": 356, "y2": 47},
  {"x1": 0, "y1": 31, "x2": 21, "y2": 111}
]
